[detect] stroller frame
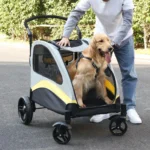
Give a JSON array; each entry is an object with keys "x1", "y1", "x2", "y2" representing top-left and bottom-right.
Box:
[{"x1": 18, "y1": 15, "x2": 128, "y2": 144}]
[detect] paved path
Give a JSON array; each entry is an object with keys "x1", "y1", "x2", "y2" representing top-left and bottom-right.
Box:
[
  {"x1": 0, "y1": 41, "x2": 150, "y2": 64},
  {"x1": 0, "y1": 41, "x2": 150, "y2": 150},
  {"x1": 0, "y1": 42, "x2": 29, "y2": 62}
]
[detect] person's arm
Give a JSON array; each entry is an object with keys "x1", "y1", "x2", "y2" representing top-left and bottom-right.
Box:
[
  {"x1": 112, "y1": 0, "x2": 134, "y2": 47},
  {"x1": 112, "y1": 9, "x2": 133, "y2": 47},
  {"x1": 63, "y1": 0, "x2": 91, "y2": 38},
  {"x1": 58, "y1": 0, "x2": 91, "y2": 46},
  {"x1": 62, "y1": 10, "x2": 86, "y2": 38}
]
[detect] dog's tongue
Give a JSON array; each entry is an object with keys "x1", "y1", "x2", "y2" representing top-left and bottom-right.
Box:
[{"x1": 105, "y1": 52, "x2": 111, "y2": 63}]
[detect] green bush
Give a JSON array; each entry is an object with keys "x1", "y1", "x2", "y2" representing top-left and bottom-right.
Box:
[{"x1": 0, "y1": 0, "x2": 150, "y2": 48}]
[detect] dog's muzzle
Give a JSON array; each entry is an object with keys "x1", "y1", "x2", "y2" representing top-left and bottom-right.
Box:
[
  {"x1": 98, "y1": 48, "x2": 112, "y2": 63},
  {"x1": 98, "y1": 46, "x2": 113, "y2": 57},
  {"x1": 98, "y1": 49, "x2": 105, "y2": 57}
]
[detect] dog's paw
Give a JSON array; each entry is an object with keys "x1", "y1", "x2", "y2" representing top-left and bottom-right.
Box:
[
  {"x1": 107, "y1": 100, "x2": 113, "y2": 104},
  {"x1": 104, "y1": 97, "x2": 113, "y2": 104},
  {"x1": 78, "y1": 102, "x2": 86, "y2": 108}
]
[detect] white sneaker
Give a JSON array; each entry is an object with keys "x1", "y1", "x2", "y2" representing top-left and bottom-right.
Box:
[
  {"x1": 127, "y1": 108, "x2": 142, "y2": 124},
  {"x1": 90, "y1": 114, "x2": 110, "y2": 123}
]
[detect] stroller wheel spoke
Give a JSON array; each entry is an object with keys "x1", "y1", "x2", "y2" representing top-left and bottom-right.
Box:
[
  {"x1": 18, "y1": 107, "x2": 24, "y2": 113},
  {"x1": 62, "y1": 135, "x2": 68, "y2": 142},
  {"x1": 23, "y1": 113, "x2": 27, "y2": 121}
]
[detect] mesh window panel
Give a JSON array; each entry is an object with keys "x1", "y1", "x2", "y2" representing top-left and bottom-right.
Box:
[{"x1": 33, "y1": 45, "x2": 63, "y2": 84}]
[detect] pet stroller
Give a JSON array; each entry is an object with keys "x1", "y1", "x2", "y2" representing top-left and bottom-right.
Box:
[{"x1": 18, "y1": 15, "x2": 128, "y2": 144}]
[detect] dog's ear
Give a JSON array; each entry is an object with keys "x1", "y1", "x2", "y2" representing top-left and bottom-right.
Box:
[
  {"x1": 89, "y1": 36, "x2": 97, "y2": 57},
  {"x1": 90, "y1": 36, "x2": 97, "y2": 50}
]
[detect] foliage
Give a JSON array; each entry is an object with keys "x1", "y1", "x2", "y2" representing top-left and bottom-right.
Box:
[
  {"x1": 0, "y1": 0, "x2": 150, "y2": 47},
  {"x1": 0, "y1": 0, "x2": 95, "y2": 40},
  {"x1": 0, "y1": 0, "x2": 46, "y2": 39},
  {"x1": 133, "y1": 0, "x2": 150, "y2": 48}
]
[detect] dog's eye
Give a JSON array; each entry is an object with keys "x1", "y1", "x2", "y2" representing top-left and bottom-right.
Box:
[{"x1": 99, "y1": 40, "x2": 104, "y2": 43}]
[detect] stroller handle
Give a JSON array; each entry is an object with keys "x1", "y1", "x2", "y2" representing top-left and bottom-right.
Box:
[
  {"x1": 24, "y1": 15, "x2": 82, "y2": 53},
  {"x1": 24, "y1": 15, "x2": 82, "y2": 56},
  {"x1": 24, "y1": 15, "x2": 82, "y2": 37}
]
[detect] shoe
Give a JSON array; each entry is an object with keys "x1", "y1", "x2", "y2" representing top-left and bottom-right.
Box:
[
  {"x1": 90, "y1": 114, "x2": 110, "y2": 123},
  {"x1": 127, "y1": 108, "x2": 142, "y2": 124}
]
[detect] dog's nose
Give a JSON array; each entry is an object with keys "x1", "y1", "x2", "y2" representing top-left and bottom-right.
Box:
[{"x1": 108, "y1": 47, "x2": 113, "y2": 52}]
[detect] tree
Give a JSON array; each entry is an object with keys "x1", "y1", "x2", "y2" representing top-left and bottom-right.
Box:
[
  {"x1": 0, "y1": 0, "x2": 47, "y2": 39},
  {"x1": 0, "y1": 0, "x2": 150, "y2": 48},
  {"x1": 133, "y1": 0, "x2": 150, "y2": 49}
]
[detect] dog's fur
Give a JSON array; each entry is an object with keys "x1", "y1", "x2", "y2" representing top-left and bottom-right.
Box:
[{"x1": 67, "y1": 33, "x2": 113, "y2": 108}]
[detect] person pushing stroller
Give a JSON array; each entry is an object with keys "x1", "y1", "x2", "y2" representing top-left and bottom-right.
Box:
[{"x1": 58, "y1": 0, "x2": 142, "y2": 124}]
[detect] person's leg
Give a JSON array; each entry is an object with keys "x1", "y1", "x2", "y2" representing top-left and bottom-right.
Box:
[
  {"x1": 114, "y1": 36, "x2": 137, "y2": 109},
  {"x1": 90, "y1": 36, "x2": 142, "y2": 124},
  {"x1": 114, "y1": 36, "x2": 142, "y2": 124},
  {"x1": 90, "y1": 113, "x2": 110, "y2": 123}
]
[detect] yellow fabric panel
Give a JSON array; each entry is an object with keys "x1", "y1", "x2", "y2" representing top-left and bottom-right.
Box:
[
  {"x1": 32, "y1": 80, "x2": 77, "y2": 104},
  {"x1": 105, "y1": 79, "x2": 115, "y2": 95}
]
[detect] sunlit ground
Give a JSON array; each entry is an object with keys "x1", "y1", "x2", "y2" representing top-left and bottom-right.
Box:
[
  {"x1": 135, "y1": 48, "x2": 150, "y2": 55},
  {"x1": 1, "y1": 33, "x2": 150, "y2": 55}
]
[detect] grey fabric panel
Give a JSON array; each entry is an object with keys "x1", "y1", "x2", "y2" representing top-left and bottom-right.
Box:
[
  {"x1": 113, "y1": 9, "x2": 133, "y2": 46},
  {"x1": 32, "y1": 88, "x2": 66, "y2": 115},
  {"x1": 63, "y1": 10, "x2": 85, "y2": 38}
]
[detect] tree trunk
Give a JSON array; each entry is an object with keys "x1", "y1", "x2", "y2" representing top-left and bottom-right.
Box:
[{"x1": 143, "y1": 25, "x2": 147, "y2": 50}]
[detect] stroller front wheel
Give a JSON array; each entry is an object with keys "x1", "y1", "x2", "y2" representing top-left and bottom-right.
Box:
[
  {"x1": 109, "y1": 115, "x2": 127, "y2": 136},
  {"x1": 53, "y1": 124, "x2": 71, "y2": 144}
]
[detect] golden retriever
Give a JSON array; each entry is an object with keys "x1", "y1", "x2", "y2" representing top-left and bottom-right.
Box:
[{"x1": 67, "y1": 33, "x2": 113, "y2": 108}]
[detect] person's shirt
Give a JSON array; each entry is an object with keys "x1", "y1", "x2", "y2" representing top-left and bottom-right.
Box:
[{"x1": 63, "y1": 0, "x2": 134, "y2": 47}]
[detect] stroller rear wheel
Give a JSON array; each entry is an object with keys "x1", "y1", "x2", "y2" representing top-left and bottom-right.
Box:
[{"x1": 18, "y1": 96, "x2": 33, "y2": 125}]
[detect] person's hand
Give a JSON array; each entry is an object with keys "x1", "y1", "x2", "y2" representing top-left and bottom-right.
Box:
[
  {"x1": 57, "y1": 37, "x2": 70, "y2": 47},
  {"x1": 111, "y1": 41, "x2": 118, "y2": 50}
]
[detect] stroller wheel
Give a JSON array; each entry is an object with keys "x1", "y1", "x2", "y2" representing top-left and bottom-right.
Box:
[
  {"x1": 53, "y1": 124, "x2": 71, "y2": 144},
  {"x1": 18, "y1": 97, "x2": 33, "y2": 125},
  {"x1": 109, "y1": 116, "x2": 127, "y2": 136}
]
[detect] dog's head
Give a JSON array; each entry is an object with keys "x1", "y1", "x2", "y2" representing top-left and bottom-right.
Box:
[{"x1": 90, "y1": 33, "x2": 113, "y2": 58}]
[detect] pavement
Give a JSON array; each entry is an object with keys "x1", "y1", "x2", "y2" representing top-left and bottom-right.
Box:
[
  {"x1": 0, "y1": 41, "x2": 150, "y2": 64},
  {"x1": 0, "y1": 41, "x2": 150, "y2": 150},
  {"x1": 0, "y1": 42, "x2": 29, "y2": 62}
]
